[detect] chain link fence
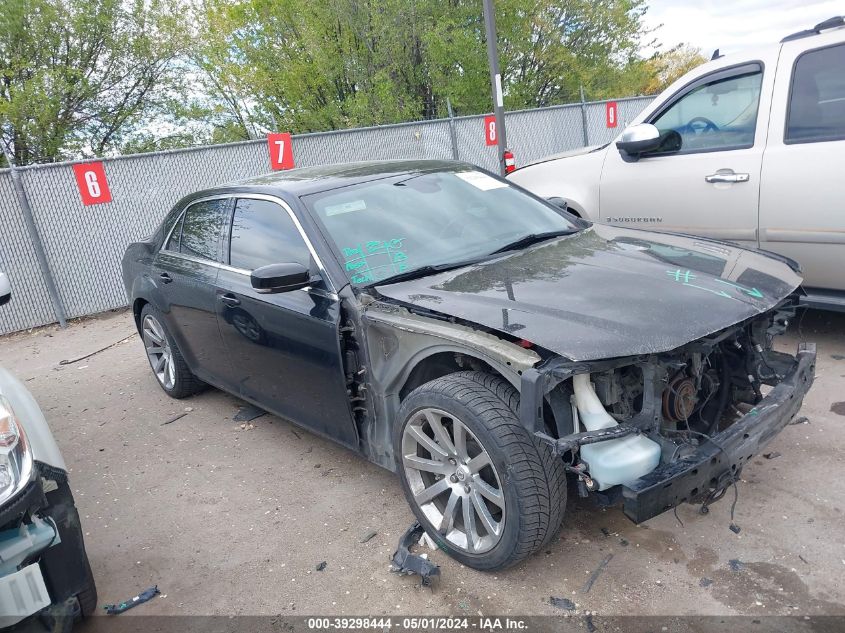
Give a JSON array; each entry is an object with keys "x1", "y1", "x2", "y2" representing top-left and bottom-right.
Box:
[{"x1": 0, "y1": 95, "x2": 652, "y2": 335}]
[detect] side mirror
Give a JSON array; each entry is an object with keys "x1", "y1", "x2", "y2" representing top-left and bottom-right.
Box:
[
  {"x1": 0, "y1": 272, "x2": 10, "y2": 307},
  {"x1": 616, "y1": 123, "x2": 662, "y2": 158},
  {"x1": 251, "y1": 263, "x2": 313, "y2": 293}
]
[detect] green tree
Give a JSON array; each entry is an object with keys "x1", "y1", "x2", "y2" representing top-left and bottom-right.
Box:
[
  {"x1": 193, "y1": 0, "x2": 655, "y2": 135},
  {"x1": 0, "y1": 0, "x2": 188, "y2": 165},
  {"x1": 641, "y1": 44, "x2": 708, "y2": 94}
]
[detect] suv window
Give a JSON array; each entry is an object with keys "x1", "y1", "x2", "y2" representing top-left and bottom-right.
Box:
[
  {"x1": 179, "y1": 199, "x2": 228, "y2": 261},
  {"x1": 229, "y1": 198, "x2": 311, "y2": 271},
  {"x1": 787, "y1": 44, "x2": 845, "y2": 143},
  {"x1": 649, "y1": 67, "x2": 763, "y2": 154}
]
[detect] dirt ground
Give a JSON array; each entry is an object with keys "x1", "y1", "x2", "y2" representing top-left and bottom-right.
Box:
[{"x1": 2, "y1": 308, "x2": 845, "y2": 619}]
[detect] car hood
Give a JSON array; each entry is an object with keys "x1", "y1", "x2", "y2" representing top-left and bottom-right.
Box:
[
  {"x1": 375, "y1": 224, "x2": 802, "y2": 361},
  {"x1": 520, "y1": 144, "x2": 603, "y2": 168}
]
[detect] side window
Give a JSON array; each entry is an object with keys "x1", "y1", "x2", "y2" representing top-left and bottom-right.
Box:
[
  {"x1": 180, "y1": 199, "x2": 229, "y2": 261},
  {"x1": 163, "y1": 212, "x2": 185, "y2": 251},
  {"x1": 229, "y1": 198, "x2": 311, "y2": 271},
  {"x1": 786, "y1": 44, "x2": 845, "y2": 143},
  {"x1": 649, "y1": 67, "x2": 763, "y2": 154}
]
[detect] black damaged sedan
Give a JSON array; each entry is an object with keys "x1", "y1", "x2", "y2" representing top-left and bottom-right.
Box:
[{"x1": 122, "y1": 160, "x2": 815, "y2": 571}]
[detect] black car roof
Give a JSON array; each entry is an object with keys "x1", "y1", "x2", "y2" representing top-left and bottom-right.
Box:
[{"x1": 201, "y1": 159, "x2": 471, "y2": 198}]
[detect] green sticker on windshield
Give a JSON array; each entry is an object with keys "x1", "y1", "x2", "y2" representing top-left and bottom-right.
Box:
[{"x1": 343, "y1": 237, "x2": 408, "y2": 284}]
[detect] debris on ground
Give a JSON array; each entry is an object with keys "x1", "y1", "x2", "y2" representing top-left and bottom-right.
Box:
[
  {"x1": 239, "y1": 423, "x2": 256, "y2": 430},
  {"x1": 619, "y1": 538, "x2": 629, "y2": 547},
  {"x1": 291, "y1": 429, "x2": 302, "y2": 440},
  {"x1": 104, "y1": 585, "x2": 161, "y2": 615},
  {"x1": 729, "y1": 559, "x2": 745, "y2": 572},
  {"x1": 360, "y1": 530, "x2": 378, "y2": 544},
  {"x1": 763, "y1": 451, "x2": 782, "y2": 460},
  {"x1": 582, "y1": 553, "x2": 613, "y2": 593},
  {"x1": 789, "y1": 416, "x2": 809, "y2": 425},
  {"x1": 699, "y1": 577, "x2": 713, "y2": 587},
  {"x1": 59, "y1": 333, "x2": 135, "y2": 365},
  {"x1": 549, "y1": 596, "x2": 576, "y2": 610},
  {"x1": 390, "y1": 522, "x2": 440, "y2": 587},
  {"x1": 799, "y1": 555, "x2": 809, "y2": 564},
  {"x1": 600, "y1": 527, "x2": 610, "y2": 537},
  {"x1": 730, "y1": 523, "x2": 742, "y2": 534},
  {"x1": 316, "y1": 561, "x2": 327, "y2": 571},
  {"x1": 162, "y1": 412, "x2": 188, "y2": 426},
  {"x1": 234, "y1": 404, "x2": 267, "y2": 422}
]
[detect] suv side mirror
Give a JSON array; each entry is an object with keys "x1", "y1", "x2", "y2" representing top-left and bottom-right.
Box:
[
  {"x1": 251, "y1": 263, "x2": 313, "y2": 293},
  {"x1": 0, "y1": 272, "x2": 10, "y2": 307},
  {"x1": 616, "y1": 123, "x2": 662, "y2": 158}
]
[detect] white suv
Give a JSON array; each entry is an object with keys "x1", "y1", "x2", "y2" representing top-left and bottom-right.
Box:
[{"x1": 509, "y1": 17, "x2": 845, "y2": 311}]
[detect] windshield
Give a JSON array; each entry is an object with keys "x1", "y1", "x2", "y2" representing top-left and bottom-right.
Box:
[{"x1": 302, "y1": 168, "x2": 577, "y2": 285}]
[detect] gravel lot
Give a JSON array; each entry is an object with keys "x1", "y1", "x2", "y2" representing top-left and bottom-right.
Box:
[{"x1": 3, "y1": 308, "x2": 845, "y2": 619}]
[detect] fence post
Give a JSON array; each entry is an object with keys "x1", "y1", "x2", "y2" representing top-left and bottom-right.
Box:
[
  {"x1": 1, "y1": 146, "x2": 67, "y2": 328},
  {"x1": 579, "y1": 85, "x2": 590, "y2": 147},
  {"x1": 446, "y1": 98, "x2": 460, "y2": 160}
]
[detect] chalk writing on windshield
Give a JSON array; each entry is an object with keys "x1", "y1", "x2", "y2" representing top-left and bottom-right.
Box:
[{"x1": 343, "y1": 238, "x2": 408, "y2": 284}]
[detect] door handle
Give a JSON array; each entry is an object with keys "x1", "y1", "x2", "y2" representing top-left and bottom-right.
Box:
[
  {"x1": 158, "y1": 272, "x2": 173, "y2": 284},
  {"x1": 219, "y1": 294, "x2": 241, "y2": 307},
  {"x1": 704, "y1": 172, "x2": 750, "y2": 184}
]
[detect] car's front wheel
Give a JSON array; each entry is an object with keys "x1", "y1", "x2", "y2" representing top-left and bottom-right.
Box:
[
  {"x1": 395, "y1": 371, "x2": 566, "y2": 571},
  {"x1": 140, "y1": 305, "x2": 205, "y2": 398}
]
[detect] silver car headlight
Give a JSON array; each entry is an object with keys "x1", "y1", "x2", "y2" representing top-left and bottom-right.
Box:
[{"x1": 0, "y1": 394, "x2": 34, "y2": 506}]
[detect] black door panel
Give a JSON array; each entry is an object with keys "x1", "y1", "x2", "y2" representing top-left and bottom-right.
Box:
[
  {"x1": 153, "y1": 253, "x2": 221, "y2": 376},
  {"x1": 150, "y1": 197, "x2": 232, "y2": 384},
  {"x1": 216, "y1": 269, "x2": 356, "y2": 447},
  {"x1": 215, "y1": 196, "x2": 357, "y2": 448}
]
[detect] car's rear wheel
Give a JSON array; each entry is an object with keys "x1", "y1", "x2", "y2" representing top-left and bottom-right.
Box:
[
  {"x1": 140, "y1": 305, "x2": 204, "y2": 398},
  {"x1": 395, "y1": 371, "x2": 566, "y2": 570}
]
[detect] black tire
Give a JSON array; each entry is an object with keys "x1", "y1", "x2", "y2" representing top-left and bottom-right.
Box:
[
  {"x1": 75, "y1": 558, "x2": 98, "y2": 617},
  {"x1": 394, "y1": 371, "x2": 566, "y2": 571},
  {"x1": 139, "y1": 304, "x2": 205, "y2": 399}
]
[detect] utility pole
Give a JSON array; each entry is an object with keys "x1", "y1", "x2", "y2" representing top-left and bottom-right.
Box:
[{"x1": 482, "y1": 0, "x2": 508, "y2": 175}]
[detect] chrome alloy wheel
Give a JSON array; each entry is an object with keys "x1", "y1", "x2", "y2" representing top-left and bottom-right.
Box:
[
  {"x1": 142, "y1": 314, "x2": 175, "y2": 390},
  {"x1": 401, "y1": 408, "x2": 505, "y2": 554}
]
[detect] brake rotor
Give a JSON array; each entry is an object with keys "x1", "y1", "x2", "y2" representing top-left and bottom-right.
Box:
[{"x1": 663, "y1": 374, "x2": 699, "y2": 423}]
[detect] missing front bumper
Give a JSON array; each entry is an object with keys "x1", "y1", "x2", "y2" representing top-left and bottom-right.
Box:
[{"x1": 621, "y1": 342, "x2": 816, "y2": 524}]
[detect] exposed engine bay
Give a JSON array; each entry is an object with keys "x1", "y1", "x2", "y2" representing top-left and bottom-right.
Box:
[{"x1": 523, "y1": 301, "x2": 813, "y2": 521}]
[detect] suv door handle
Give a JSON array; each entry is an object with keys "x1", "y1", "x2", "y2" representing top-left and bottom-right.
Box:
[
  {"x1": 219, "y1": 294, "x2": 241, "y2": 307},
  {"x1": 705, "y1": 171, "x2": 750, "y2": 184},
  {"x1": 159, "y1": 272, "x2": 173, "y2": 284}
]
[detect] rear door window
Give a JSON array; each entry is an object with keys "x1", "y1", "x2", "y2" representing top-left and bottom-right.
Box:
[
  {"x1": 163, "y1": 212, "x2": 185, "y2": 251},
  {"x1": 786, "y1": 43, "x2": 845, "y2": 143},
  {"x1": 179, "y1": 199, "x2": 229, "y2": 261},
  {"x1": 229, "y1": 198, "x2": 311, "y2": 271}
]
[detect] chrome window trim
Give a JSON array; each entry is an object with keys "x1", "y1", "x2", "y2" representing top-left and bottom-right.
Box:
[{"x1": 156, "y1": 192, "x2": 339, "y2": 300}]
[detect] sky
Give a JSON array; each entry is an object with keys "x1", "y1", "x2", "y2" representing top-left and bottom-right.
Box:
[{"x1": 643, "y1": 0, "x2": 843, "y2": 56}]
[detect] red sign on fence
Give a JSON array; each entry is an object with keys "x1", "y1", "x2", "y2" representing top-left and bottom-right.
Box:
[
  {"x1": 72, "y1": 162, "x2": 112, "y2": 206},
  {"x1": 267, "y1": 133, "x2": 295, "y2": 170},
  {"x1": 484, "y1": 115, "x2": 498, "y2": 146},
  {"x1": 606, "y1": 101, "x2": 618, "y2": 128}
]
